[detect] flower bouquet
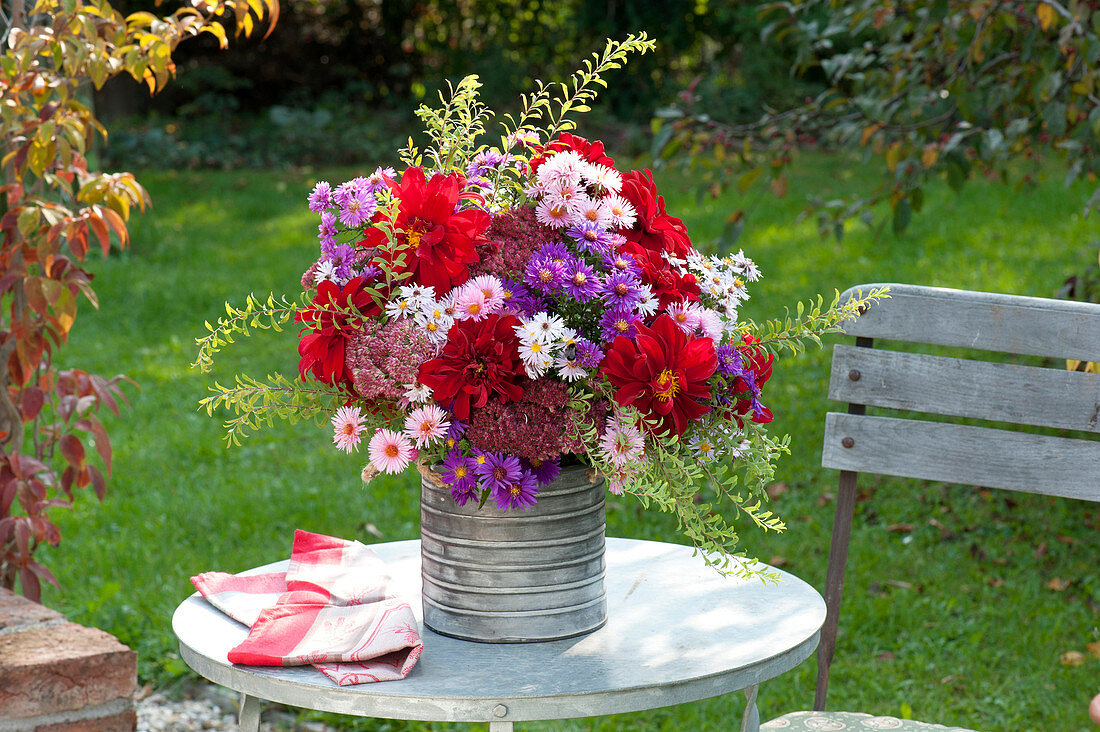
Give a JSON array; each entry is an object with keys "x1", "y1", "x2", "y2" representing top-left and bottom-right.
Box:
[{"x1": 194, "y1": 34, "x2": 884, "y2": 587}]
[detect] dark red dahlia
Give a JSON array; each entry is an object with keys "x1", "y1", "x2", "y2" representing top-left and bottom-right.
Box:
[
  {"x1": 529, "y1": 133, "x2": 616, "y2": 173},
  {"x1": 418, "y1": 314, "x2": 527, "y2": 421},
  {"x1": 619, "y1": 241, "x2": 701, "y2": 309},
  {"x1": 297, "y1": 276, "x2": 379, "y2": 388},
  {"x1": 599, "y1": 314, "x2": 718, "y2": 437},
  {"x1": 619, "y1": 169, "x2": 693, "y2": 258},
  {"x1": 361, "y1": 167, "x2": 491, "y2": 293},
  {"x1": 731, "y1": 334, "x2": 774, "y2": 424}
]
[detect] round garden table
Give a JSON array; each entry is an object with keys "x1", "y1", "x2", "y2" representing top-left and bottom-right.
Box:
[{"x1": 173, "y1": 537, "x2": 826, "y2": 732}]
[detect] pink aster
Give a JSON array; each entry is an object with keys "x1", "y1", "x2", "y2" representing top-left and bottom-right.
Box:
[
  {"x1": 404, "y1": 404, "x2": 451, "y2": 447},
  {"x1": 368, "y1": 429, "x2": 414, "y2": 474},
  {"x1": 535, "y1": 198, "x2": 573, "y2": 229},
  {"x1": 331, "y1": 405, "x2": 366, "y2": 453},
  {"x1": 453, "y1": 286, "x2": 490, "y2": 321}
]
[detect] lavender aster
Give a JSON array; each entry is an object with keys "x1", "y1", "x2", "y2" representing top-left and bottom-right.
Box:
[
  {"x1": 564, "y1": 260, "x2": 599, "y2": 302},
  {"x1": 603, "y1": 251, "x2": 642, "y2": 277},
  {"x1": 308, "y1": 181, "x2": 332, "y2": 213},
  {"x1": 599, "y1": 308, "x2": 641, "y2": 343},
  {"x1": 474, "y1": 452, "x2": 523, "y2": 493},
  {"x1": 714, "y1": 344, "x2": 745, "y2": 378},
  {"x1": 524, "y1": 253, "x2": 567, "y2": 295},
  {"x1": 492, "y1": 470, "x2": 539, "y2": 511},
  {"x1": 318, "y1": 211, "x2": 338, "y2": 251},
  {"x1": 439, "y1": 449, "x2": 477, "y2": 496},
  {"x1": 338, "y1": 187, "x2": 376, "y2": 228},
  {"x1": 524, "y1": 457, "x2": 561, "y2": 487},
  {"x1": 600, "y1": 270, "x2": 644, "y2": 310},
  {"x1": 566, "y1": 221, "x2": 614, "y2": 255},
  {"x1": 574, "y1": 338, "x2": 604, "y2": 368}
]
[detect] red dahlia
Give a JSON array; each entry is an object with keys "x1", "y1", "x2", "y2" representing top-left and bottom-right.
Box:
[
  {"x1": 297, "y1": 276, "x2": 378, "y2": 388},
  {"x1": 732, "y1": 334, "x2": 774, "y2": 424},
  {"x1": 418, "y1": 314, "x2": 527, "y2": 421},
  {"x1": 361, "y1": 167, "x2": 491, "y2": 293},
  {"x1": 529, "y1": 133, "x2": 616, "y2": 173},
  {"x1": 599, "y1": 313, "x2": 718, "y2": 437},
  {"x1": 619, "y1": 169, "x2": 693, "y2": 258}
]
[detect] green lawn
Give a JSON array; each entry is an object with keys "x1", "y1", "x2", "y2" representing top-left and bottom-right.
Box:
[{"x1": 34, "y1": 152, "x2": 1100, "y2": 731}]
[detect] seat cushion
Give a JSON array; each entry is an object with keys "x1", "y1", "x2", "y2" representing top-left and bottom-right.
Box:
[{"x1": 762, "y1": 710, "x2": 980, "y2": 731}]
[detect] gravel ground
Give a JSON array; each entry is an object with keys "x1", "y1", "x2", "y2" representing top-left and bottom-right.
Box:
[{"x1": 136, "y1": 682, "x2": 341, "y2": 732}]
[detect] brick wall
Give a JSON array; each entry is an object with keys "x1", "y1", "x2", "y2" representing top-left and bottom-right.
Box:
[{"x1": 0, "y1": 588, "x2": 136, "y2": 731}]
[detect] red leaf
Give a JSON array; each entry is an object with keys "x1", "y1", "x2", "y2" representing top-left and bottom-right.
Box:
[
  {"x1": 88, "y1": 464, "x2": 106, "y2": 502},
  {"x1": 14, "y1": 519, "x2": 29, "y2": 556},
  {"x1": 89, "y1": 417, "x2": 111, "y2": 474},
  {"x1": 27, "y1": 559, "x2": 59, "y2": 589},
  {"x1": 88, "y1": 213, "x2": 111, "y2": 256},
  {"x1": 19, "y1": 387, "x2": 44, "y2": 422},
  {"x1": 19, "y1": 567, "x2": 41, "y2": 602},
  {"x1": 59, "y1": 434, "x2": 85, "y2": 467}
]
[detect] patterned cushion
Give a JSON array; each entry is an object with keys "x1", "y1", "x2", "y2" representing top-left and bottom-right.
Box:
[{"x1": 762, "y1": 710, "x2": 980, "y2": 731}]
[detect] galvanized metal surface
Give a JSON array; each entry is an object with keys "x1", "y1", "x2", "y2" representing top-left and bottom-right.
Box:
[
  {"x1": 173, "y1": 538, "x2": 825, "y2": 727},
  {"x1": 420, "y1": 463, "x2": 607, "y2": 642}
]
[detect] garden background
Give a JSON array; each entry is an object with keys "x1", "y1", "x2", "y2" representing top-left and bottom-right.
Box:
[{"x1": 10, "y1": 1, "x2": 1100, "y2": 730}]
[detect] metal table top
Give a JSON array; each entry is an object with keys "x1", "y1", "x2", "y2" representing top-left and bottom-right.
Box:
[{"x1": 173, "y1": 537, "x2": 825, "y2": 726}]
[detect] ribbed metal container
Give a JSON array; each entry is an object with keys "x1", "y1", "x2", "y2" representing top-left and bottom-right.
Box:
[{"x1": 419, "y1": 463, "x2": 607, "y2": 643}]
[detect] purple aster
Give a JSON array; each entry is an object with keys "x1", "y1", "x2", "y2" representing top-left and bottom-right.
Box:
[
  {"x1": 537, "y1": 241, "x2": 572, "y2": 264},
  {"x1": 338, "y1": 187, "x2": 376, "y2": 228},
  {"x1": 308, "y1": 181, "x2": 332, "y2": 213},
  {"x1": 564, "y1": 260, "x2": 599, "y2": 302},
  {"x1": 364, "y1": 166, "x2": 396, "y2": 195},
  {"x1": 524, "y1": 253, "x2": 568, "y2": 295},
  {"x1": 603, "y1": 251, "x2": 642, "y2": 277},
  {"x1": 600, "y1": 270, "x2": 644, "y2": 310},
  {"x1": 328, "y1": 243, "x2": 356, "y2": 281},
  {"x1": 318, "y1": 211, "x2": 338, "y2": 251},
  {"x1": 599, "y1": 308, "x2": 642, "y2": 343},
  {"x1": 359, "y1": 262, "x2": 382, "y2": 280},
  {"x1": 714, "y1": 344, "x2": 745, "y2": 378},
  {"x1": 492, "y1": 470, "x2": 539, "y2": 511},
  {"x1": 439, "y1": 449, "x2": 477, "y2": 494},
  {"x1": 474, "y1": 452, "x2": 523, "y2": 493},
  {"x1": 524, "y1": 457, "x2": 561, "y2": 487},
  {"x1": 466, "y1": 150, "x2": 512, "y2": 179},
  {"x1": 566, "y1": 221, "x2": 614, "y2": 255},
  {"x1": 574, "y1": 338, "x2": 604, "y2": 368}
]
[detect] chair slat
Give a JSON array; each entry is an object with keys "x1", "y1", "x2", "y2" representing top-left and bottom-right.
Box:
[
  {"x1": 822, "y1": 412, "x2": 1100, "y2": 502},
  {"x1": 828, "y1": 344, "x2": 1100, "y2": 433},
  {"x1": 840, "y1": 284, "x2": 1100, "y2": 362}
]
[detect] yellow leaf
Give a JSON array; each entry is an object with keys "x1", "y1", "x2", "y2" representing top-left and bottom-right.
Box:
[
  {"x1": 1037, "y1": 2, "x2": 1056, "y2": 31},
  {"x1": 921, "y1": 145, "x2": 939, "y2": 170},
  {"x1": 1060, "y1": 650, "x2": 1086, "y2": 666},
  {"x1": 885, "y1": 141, "x2": 903, "y2": 173},
  {"x1": 861, "y1": 123, "x2": 883, "y2": 147}
]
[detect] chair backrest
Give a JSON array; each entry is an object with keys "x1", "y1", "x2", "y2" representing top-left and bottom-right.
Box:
[{"x1": 814, "y1": 283, "x2": 1100, "y2": 710}]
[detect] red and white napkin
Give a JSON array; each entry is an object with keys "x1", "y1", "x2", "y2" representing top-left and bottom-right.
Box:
[{"x1": 191, "y1": 530, "x2": 422, "y2": 686}]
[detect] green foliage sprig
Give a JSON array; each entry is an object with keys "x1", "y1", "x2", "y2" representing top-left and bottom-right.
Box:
[{"x1": 193, "y1": 293, "x2": 303, "y2": 374}]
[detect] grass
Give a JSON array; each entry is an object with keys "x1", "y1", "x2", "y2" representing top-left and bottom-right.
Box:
[{"x1": 31, "y1": 151, "x2": 1100, "y2": 731}]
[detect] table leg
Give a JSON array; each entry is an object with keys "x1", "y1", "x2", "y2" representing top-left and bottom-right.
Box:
[
  {"x1": 740, "y1": 684, "x2": 760, "y2": 732},
  {"x1": 488, "y1": 722, "x2": 514, "y2": 731},
  {"x1": 237, "y1": 692, "x2": 261, "y2": 732}
]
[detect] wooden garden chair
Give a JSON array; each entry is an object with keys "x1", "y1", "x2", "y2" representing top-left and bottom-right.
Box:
[{"x1": 764, "y1": 283, "x2": 1100, "y2": 731}]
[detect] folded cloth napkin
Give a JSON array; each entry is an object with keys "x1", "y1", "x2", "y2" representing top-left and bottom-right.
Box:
[{"x1": 191, "y1": 530, "x2": 422, "y2": 686}]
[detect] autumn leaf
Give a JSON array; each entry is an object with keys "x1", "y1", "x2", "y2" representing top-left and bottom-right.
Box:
[
  {"x1": 1059, "y1": 650, "x2": 1085, "y2": 666},
  {"x1": 1087, "y1": 641, "x2": 1100, "y2": 659},
  {"x1": 1037, "y1": 2, "x2": 1056, "y2": 31},
  {"x1": 1048, "y1": 577, "x2": 1071, "y2": 592}
]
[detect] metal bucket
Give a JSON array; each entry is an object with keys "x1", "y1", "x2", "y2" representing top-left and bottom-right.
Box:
[{"x1": 419, "y1": 463, "x2": 607, "y2": 643}]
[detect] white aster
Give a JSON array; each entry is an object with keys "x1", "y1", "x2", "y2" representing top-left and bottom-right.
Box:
[
  {"x1": 385, "y1": 297, "x2": 415, "y2": 320},
  {"x1": 403, "y1": 382, "x2": 432, "y2": 404},
  {"x1": 602, "y1": 193, "x2": 637, "y2": 230}
]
